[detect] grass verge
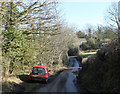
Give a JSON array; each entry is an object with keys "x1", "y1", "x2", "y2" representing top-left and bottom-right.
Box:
[{"x1": 81, "y1": 51, "x2": 97, "y2": 58}]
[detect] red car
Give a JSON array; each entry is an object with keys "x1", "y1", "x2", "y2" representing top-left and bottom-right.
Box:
[{"x1": 29, "y1": 65, "x2": 50, "y2": 82}]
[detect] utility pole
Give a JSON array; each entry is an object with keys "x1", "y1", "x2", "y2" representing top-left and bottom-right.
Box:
[{"x1": 118, "y1": 1, "x2": 120, "y2": 48}]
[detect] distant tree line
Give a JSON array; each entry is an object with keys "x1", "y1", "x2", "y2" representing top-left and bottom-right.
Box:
[{"x1": 76, "y1": 25, "x2": 117, "y2": 50}]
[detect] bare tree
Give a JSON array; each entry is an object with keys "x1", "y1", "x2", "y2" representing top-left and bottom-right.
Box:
[
  {"x1": 104, "y1": 2, "x2": 120, "y2": 47},
  {"x1": 1, "y1": 0, "x2": 62, "y2": 75}
]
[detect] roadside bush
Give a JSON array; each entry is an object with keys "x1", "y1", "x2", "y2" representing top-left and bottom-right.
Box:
[
  {"x1": 68, "y1": 47, "x2": 79, "y2": 56},
  {"x1": 78, "y1": 39, "x2": 120, "y2": 93},
  {"x1": 80, "y1": 42, "x2": 98, "y2": 50}
]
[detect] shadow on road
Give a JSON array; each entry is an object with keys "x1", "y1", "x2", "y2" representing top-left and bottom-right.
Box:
[
  {"x1": 18, "y1": 74, "x2": 47, "y2": 84},
  {"x1": 19, "y1": 74, "x2": 30, "y2": 82},
  {"x1": 13, "y1": 69, "x2": 65, "y2": 93}
]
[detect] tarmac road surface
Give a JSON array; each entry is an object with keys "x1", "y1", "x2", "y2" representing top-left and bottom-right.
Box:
[{"x1": 34, "y1": 57, "x2": 82, "y2": 93}]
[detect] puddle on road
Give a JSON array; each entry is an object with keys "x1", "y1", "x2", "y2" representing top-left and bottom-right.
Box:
[{"x1": 71, "y1": 58, "x2": 82, "y2": 85}]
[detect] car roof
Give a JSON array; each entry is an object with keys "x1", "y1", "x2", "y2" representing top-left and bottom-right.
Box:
[{"x1": 33, "y1": 65, "x2": 48, "y2": 69}]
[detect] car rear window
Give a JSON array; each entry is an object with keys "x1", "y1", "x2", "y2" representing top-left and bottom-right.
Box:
[{"x1": 32, "y1": 67, "x2": 46, "y2": 75}]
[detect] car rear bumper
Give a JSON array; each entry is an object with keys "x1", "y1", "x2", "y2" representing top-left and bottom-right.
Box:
[{"x1": 29, "y1": 76, "x2": 47, "y2": 81}]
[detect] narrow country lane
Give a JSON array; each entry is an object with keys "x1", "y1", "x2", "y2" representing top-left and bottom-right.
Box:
[{"x1": 34, "y1": 57, "x2": 82, "y2": 93}]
